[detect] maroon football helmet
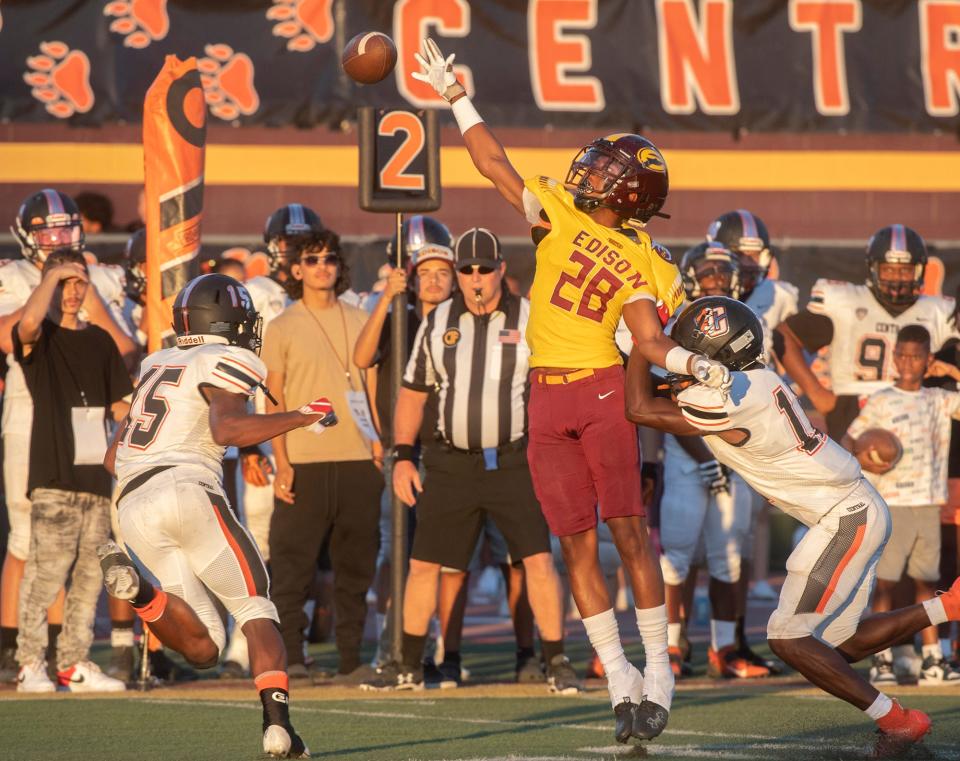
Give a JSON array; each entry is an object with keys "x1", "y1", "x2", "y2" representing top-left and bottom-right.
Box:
[{"x1": 565, "y1": 134, "x2": 669, "y2": 225}]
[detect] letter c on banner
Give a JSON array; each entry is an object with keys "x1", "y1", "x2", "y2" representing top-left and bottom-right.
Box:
[{"x1": 166, "y1": 69, "x2": 207, "y2": 148}]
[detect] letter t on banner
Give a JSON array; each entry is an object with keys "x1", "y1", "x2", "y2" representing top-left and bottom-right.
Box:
[{"x1": 143, "y1": 55, "x2": 205, "y2": 353}]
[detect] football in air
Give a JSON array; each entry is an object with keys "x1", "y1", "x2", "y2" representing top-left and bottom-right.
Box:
[
  {"x1": 342, "y1": 31, "x2": 397, "y2": 84},
  {"x1": 854, "y1": 428, "x2": 903, "y2": 468}
]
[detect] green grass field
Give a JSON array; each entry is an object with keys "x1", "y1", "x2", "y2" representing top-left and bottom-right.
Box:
[{"x1": 2, "y1": 640, "x2": 958, "y2": 761}]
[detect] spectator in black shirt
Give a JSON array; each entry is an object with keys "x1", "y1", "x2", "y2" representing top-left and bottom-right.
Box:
[{"x1": 12, "y1": 249, "x2": 132, "y2": 693}]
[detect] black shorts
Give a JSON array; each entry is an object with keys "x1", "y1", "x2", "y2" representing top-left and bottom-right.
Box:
[{"x1": 411, "y1": 443, "x2": 551, "y2": 570}]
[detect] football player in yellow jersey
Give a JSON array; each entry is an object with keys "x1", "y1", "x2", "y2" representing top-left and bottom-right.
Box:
[{"x1": 412, "y1": 39, "x2": 730, "y2": 743}]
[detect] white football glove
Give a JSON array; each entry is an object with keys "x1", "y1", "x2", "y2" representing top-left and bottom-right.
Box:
[
  {"x1": 691, "y1": 356, "x2": 732, "y2": 393},
  {"x1": 411, "y1": 38, "x2": 465, "y2": 103},
  {"x1": 697, "y1": 460, "x2": 729, "y2": 496}
]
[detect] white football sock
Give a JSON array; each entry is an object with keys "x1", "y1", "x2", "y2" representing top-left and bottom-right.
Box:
[
  {"x1": 877, "y1": 647, "x2": 893, "y2": 663},
  {"x1": 635, "y1": 605, "x2": 669, "y2": 670},
  {"x1": 921, "y1": 643, "x2": 943, "y2": 661},
  {"x1": 667, "y1": 622, "x2": 682, "y2": 648},
  {"x1": 923, "y1": 597, "x2": 947, "y2": 627},
  {"x1": 864, "y1": 693, "x2": 893, "y2": 721},
  {"x1": 582, "y1": 608, "x2": 629, "y2": 675},
  {"x1": 110, "y1": 628, "x2": 134, "y2": 648},
  {"x1": 710, "y1": 619, "x2": 736, "y2": 651}
]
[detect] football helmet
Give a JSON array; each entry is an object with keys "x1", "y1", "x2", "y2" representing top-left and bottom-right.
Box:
[
  {"x1": 12, "y1": 189, "x2": 85, "y2": 265},
  {"x1": 122, "y1": 228, "x2": 147, "y2": 304},
  {"x1": 865, "y1": 224, "x2": 927, "y2": 310},
  {"x1": 385, "y1": 215, "x2": 454, "y2": 270},
  {"x1": 263, "y1": 204, "x2": 325, "y2": 274},
  {"x1": 706, "y1": 210, "x2": 771, "y2": 297},
  {"x1": 680, "y1": 242, "x2": 742, "y2": 300},
  {"x1": 671, "y1": 296, "x2": 764, "y2": 373},
  {"x1": 172, "y1": 273, "x2": 262, "y2": 354},
  {"x1": 565, "y1": 134, "x2": 669, "y2": 226}
]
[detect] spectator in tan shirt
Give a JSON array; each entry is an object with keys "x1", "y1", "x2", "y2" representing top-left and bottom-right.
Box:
[{"x1": 261, "y1": 233, "x2": 383, "y2": 682}]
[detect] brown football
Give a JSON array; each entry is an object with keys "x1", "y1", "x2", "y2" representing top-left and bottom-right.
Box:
[
  {"x1": 342, "y1": 31, "x2": 397, "y2": 85},
  {"x1": 854, "y1": 428, "x2": 903, "y2": 467}
]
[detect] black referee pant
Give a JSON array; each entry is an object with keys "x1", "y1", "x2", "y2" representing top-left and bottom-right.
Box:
[{"x1": 268, "y1": 460, "x2": 382, "y2": 673}]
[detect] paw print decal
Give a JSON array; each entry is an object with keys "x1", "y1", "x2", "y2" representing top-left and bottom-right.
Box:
[
  {"x1": 197, "y1": 44, "x2": 260, "y2": 121},
  {"x1": 266, "y1": 0, "x2": 334, "y2": 52},
  {"x1": 104, "y1": 0, "x2": 170, "y2": 49},
  {"x1": 23, "y1": 42, "x2": 94, "y2": 118}
]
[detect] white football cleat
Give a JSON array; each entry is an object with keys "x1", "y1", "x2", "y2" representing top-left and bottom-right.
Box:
[
  {"x1": 58, "y1": 660, "x2": 126, "y2": 692},
  {"x1": 97, "y1": 541, "x2": 140, "y2": 601},
  {"x1": 17, "y1": 660, "x2": 55, "y2": 693},
  {"x1": 263, "y1": 725, "x2": 291, "y2": 757}
]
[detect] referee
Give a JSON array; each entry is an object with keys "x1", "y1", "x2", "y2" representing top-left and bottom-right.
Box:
[{"x1": 364, "y1": 227, "x2": 578, "y2": 693}]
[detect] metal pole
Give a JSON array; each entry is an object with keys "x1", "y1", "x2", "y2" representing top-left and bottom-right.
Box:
[
  {"x1": 389, "y1": 211, "x2": 408, "y2": 664},
  {"x1": 137, "y1": 627, "x2": 152, "y2": 691}
]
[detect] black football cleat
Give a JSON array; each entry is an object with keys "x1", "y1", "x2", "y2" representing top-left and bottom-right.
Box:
[
  {"x1": 614, "y1": 698, "x2": 641, "y2": 743},
  {"x1": 631, "y1": 699, "x2": 670, "y2": 740}
]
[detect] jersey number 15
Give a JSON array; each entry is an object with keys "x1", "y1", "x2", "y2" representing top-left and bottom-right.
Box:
[{"x1": 123, "y1": 366, "x2": 186, "y2": 450}]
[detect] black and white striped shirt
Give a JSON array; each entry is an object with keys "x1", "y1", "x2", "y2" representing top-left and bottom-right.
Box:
[{"x1": 403, "y1": 293, "x2": 530, "y2": 451}]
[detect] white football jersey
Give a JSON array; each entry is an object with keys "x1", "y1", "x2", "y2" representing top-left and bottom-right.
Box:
[
  {"x1": 678, "y1": 367, "x2": 863, "y2": 526},
  {"x1": 807, "y1": 280, "x2": 958, "y2": 396},
  {"x1": 847, "y1": 386, "x2": 960, "y2": 507},
  {"x1": 115, "y1": 343, "x2": 266, "y2": 487},
  {"x1": 0, "y1": 259, "x2": 129, "y2": 435},
  {"x1": 245, "y1": 275, "x2": 288, "y2": 330},
  {"x1": 746, "y1": 278, "x2": 798, "y2": 361}
]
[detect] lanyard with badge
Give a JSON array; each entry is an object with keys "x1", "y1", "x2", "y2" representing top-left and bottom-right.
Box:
[
  {"x1": 306, "y1": 302, "x2": 380, "y2": 441},
  {"x1": 54, "y1": 339, "x2": 109, "y2": 465}
]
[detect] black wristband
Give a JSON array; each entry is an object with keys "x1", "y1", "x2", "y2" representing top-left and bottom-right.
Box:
[{"x1": 393, "y1": 444, "x2": 416, "y2": 462}]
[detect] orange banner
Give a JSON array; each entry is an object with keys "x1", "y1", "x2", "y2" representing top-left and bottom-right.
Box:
[{"x1": 143, "y1": 55, "x2": 205, "y2": 353}]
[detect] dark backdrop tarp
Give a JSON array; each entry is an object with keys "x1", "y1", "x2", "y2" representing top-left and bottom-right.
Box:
[{"x1": 0, "y1": 0, "x2": 954, "y2": 131}]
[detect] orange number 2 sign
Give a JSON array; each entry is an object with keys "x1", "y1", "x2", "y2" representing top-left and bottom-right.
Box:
[{"x1": 377, "y1": 111, "x2": 426, "y2": 191}]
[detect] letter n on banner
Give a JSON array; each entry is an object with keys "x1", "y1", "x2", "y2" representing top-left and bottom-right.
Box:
[{"x1": 143, "y1": 55, "x2": 205, "y2": 352}]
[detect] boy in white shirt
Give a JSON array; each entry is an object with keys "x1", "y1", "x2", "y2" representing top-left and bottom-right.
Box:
[{"x1": 844, "y1": 324, "x2": 960, "y2": 685}]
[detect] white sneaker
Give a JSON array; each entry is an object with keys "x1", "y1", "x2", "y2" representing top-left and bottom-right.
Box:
[
  {"x1": 920, "y1": 656, "x2": 960, "y2": 685},
  {"x1": 17, "y1": 660, "x2": 55, "y2": 693},
  {"x1": 748, "y1": 580, "x2": 779, "y2": 601},
  {"x1": 606, "y1": 662, "x2": 644, "y2": 708},
  {"x1": 58, "y1": 660, "x2": 126, "y2": 692}
]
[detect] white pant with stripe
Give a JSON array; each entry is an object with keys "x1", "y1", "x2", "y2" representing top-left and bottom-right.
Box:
[
  {"x1": 767, "y1": 479, "x2": 891, "y2": 647},
  {"x1": 117, "y1": 465, "x2": 277, "y2": 654}
]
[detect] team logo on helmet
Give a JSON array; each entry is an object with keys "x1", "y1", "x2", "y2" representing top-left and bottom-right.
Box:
[
  {"x1": 637, "y1": 147, "x2": 666, "y2": 173},
  {"x1": 695, "y1": 305, "x2": 730, "y2": 339},
  {"x1": 856, "y1": 307, "x2": 868, "y2": 320}
]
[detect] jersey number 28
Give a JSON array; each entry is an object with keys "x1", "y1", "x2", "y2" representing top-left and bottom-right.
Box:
[{"x1": 550, "y1": 250, "x2": 623, "y2": 323}]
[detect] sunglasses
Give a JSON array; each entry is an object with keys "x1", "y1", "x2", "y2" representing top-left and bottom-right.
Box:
[
  {"x1": 300, "y1": 254, "x2": 339, "y2": 267},
  {"x1": 457, "y1": 264, "x2": 496, "y2": 275}
]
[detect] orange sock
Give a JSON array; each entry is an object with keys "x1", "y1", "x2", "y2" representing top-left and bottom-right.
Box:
[
  {"x1": 255, "y1": 670, "x2": 289, "y2": 693},
  {"x1": 134, "y1": 590, "x2": 168, "y2": 623}
]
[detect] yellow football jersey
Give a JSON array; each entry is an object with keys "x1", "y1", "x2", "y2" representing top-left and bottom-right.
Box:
[{"x1": 523, "y1": 176, "x2": 684, "y2": 369}]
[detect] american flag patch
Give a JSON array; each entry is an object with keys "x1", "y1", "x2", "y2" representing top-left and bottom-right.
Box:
[{"x1": 499, "y1": 329, "x2": 521, "y2": 344}]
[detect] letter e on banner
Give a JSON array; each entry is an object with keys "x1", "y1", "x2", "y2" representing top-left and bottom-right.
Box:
[
  {"x1": 656, "y1": 0, "x2": 739, "y2": 115},
  {"x1": 789, "y1": 0, "x2": 862, "y2": 116},
  {"x1": 920, "y1": 0, "x2": 960, "y2": 117},
  {"x1": 394, "y1": 0, "x2": 473, "y2": 108},
  {"x1": 359, "y1": 107, "x2": 440, "y2": 212},
  {"x1": 528, "y1": 0, "x2": 605, "y2": 112}
]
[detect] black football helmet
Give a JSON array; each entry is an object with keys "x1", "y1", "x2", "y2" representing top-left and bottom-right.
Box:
[
  {"x1": 385, "y1": 215, "x2": 454, "y2": 270},
  {"x1": 671, "y1": 296, "x2": 764, "y2": 373},
  {"x1": 263, "y1": 204, "x2": 325, "y2": 274},
  {"x1": 706, "y1": 210, "x2": 771, "y2": 297},
  {"x1": 865, "y1": 224, "x2": 927, "y2": 310},
  {"x1": 565, "y1": 133, "x2": 669, "y2": 226},
  {"x1": 680, "y1": 242, "x2": 742, "y2": 300},
  {"x1": 172, "y1": 274, "x2": 262, "y2": 354},
  {"x1": 12, "y1": 189, "x2": 85, "y2": 265},
  {"x1": 122, "y1": 228, "x2": 147, "y2": 304}
]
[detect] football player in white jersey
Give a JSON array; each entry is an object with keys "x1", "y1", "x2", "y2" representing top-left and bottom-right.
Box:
[
  {"x1": 0, "y1": 189, "x2": 135, "y2": 683},
  {"x1": 776, "y1": 225, "x2": 958, "y2": 440},
  {"x1": 98, "y1": 273, "x2": 336, "y2": 758},
  {"x1": 659, "y1": 243, "x2": 764, "y2": 680},
  {"x1": 708, "y1": 210, "x2": 799, "y2": 673},
  {"x1": 627, "y1": 296, "x2": 960, "y2": 758}
]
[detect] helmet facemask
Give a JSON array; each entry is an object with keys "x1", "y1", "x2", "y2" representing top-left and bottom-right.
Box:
[
  {"x1": 869, "y1": 260, "x2": 925, "y2": 309},
  {"x1": 14, "y1": 219, "x2": 84, "y2": 266}
]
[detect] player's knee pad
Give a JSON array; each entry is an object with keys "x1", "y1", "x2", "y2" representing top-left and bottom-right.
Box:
[
  {"x1": 705, "y1": 549, "x2": 741, "y2": 584},
  {"x1": 229, "y1": 595, "x2": 279, "y2": 631},
  {"x1": 660, "y1": 551, "x2": 688, "y2": 587}
]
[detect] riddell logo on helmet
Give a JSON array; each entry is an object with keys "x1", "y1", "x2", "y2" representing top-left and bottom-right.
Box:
[
  {"x1": 636, "y1": 147, "x2": 665, "y2": 173},
  {"x1": 696, "y1": 306, "x2": 729, "y2": 339}
]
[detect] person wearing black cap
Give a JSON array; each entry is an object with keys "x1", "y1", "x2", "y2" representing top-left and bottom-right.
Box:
[{"x1": 363, "y1": 228, "x2": 579, "y2": 694}]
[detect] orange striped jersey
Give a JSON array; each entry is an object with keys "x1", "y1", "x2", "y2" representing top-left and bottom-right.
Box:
[
  {"x1": 678, "y1": 367, "x2": 862, "y2": 526},
  {"x1": 115, "y1": 343, "x2": 266, "y2": 487},
  {"x1": 521, "y1": 176, "x2": 684, "y2": 369}
]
